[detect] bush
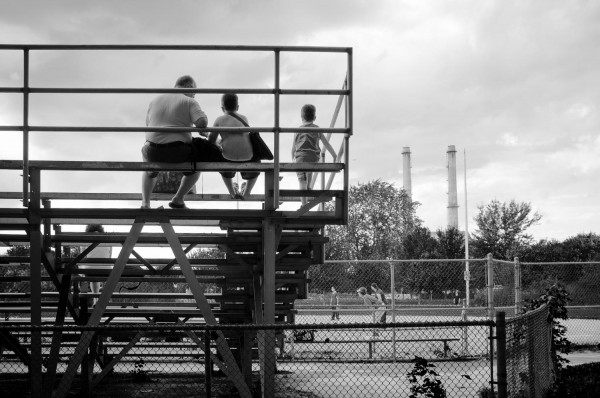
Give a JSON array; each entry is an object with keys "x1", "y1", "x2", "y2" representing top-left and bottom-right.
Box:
[
  {"x1": 547, "y1": 362, "x2": 600, "y2": 398},
  {"x1": 406, "y1": 356, "x2": 446, "y2": 398},
  {"x1": 523, "y1": 284, "x2": 571, "y2": 372}
]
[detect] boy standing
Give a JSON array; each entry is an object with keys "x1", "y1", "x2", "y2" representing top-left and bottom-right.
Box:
[
  {"x1": 292, "y1": 104, "x2": 322, "y2": 205},
  {"x1": 330, "y1": 286, "x2": 340, "y2": 321}
]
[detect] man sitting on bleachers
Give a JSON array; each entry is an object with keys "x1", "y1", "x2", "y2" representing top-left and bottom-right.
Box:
[{"x1": 141, "y1": 75, "x2": 208, "y2": 209}]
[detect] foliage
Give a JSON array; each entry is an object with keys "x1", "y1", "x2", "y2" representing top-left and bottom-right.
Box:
[
  {"x1": 399, "y1": 227, "x2": 465, "y2": 296},
  {"x1": 434, "y1": 227, "x2": 465, "y2": 259},
  {"x1": 406, "y1": 356, "x2": 446, "y2": 398},
  {"x1": 402, "y1": 226, "x2": 438, "y2": 259},
  {"x1": 523, "y1": 284, "x2": 571, "y2": 373},
  {"x1": 471, "y1": 199, "x2": 541, "y2": 260},
  {"x1": 547, "y1": 362, "x2": 600, "y2": 398},
  {"x1": 1, "y1": 246, "x2": 56, "y2": 293},
  {"x1": 325, "y1": 179, "x2": 420, "y2": 260},
  {"x1": 130, "y1": 358, "x2": 151, "y2": 382},
  {"x1": 188, "y1": 247, "x2": 225, "y2": 259}
]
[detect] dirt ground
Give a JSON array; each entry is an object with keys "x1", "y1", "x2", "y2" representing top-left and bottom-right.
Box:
[{"x1": 0, "y1": 358, "x2": 490, "y2": 398}]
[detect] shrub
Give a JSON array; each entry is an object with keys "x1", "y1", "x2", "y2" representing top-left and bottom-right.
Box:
[
  {"x1": 547, "y1": 362, "x2": 600, "y2": 398},
  {"x1": 523, "y1": 284, "x2": 571, "y2": 372},
  {"x1": 406, "y1": 356, "x2": 446, "y2": 398}
]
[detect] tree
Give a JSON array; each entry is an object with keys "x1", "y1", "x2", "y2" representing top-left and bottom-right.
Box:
[
  {"x1": 325, "y1": 179, "x2": 421, "y2": 260},
  {"x1": 434, "y1": 227, "x2": 465, "y2": 259},
  {"x1": 471, "y1": 199, "x2": 541, "y2": 260}
]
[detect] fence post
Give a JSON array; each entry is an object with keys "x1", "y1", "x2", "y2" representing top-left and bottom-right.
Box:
[
  {"x1": 390, "y1": 261, "x2": 396, "y2": 362},
  {"x1": 205, "y1": 329, "x2": 211, "y2": 398},
  {"x1": 496, "y1": 312, "x2": 508, "y2": 398},
  {"x1": 461, "y1": 300, "x2": 469, "y2": 355},
  {"x1": 486, "y1": 253, "x2": 494, "y2": 320},
  {"x1": 514, "y1": 257, "x2": 521, "y2": 316}
]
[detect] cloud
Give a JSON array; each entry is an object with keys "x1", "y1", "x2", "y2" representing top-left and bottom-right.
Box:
[{"x1": 2, "y1": 0, "x2": 600, "y2": 241}]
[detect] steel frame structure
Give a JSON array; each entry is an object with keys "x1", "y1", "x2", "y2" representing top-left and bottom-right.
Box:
[{"x1": 0, "y1": 44, "x2": 353, "y2": 398}]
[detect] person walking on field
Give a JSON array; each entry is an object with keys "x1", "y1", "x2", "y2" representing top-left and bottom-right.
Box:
[
  {"x1": 330, "y1": 286, "x2": 340, "y2": 321},
  {"x1": 370, "y1": 283, "x2": 388, "y2": 323},
  {"x1": 370, "y1": 283, "x2": 387, "y2": 304},
  {"x1": 142, "y1": 75, "x2": 208, "y2": 209},
  {"x1": 357, "y1": 287, "x2": 386, "y2": 323}
]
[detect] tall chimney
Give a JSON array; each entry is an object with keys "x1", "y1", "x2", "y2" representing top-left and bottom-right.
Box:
[
  {"x1": 402, "y1": 147, "x2": 412, "y2": 199},
  {"x1": 447, "y1": 145, "x2": 459, "y2": 228}
]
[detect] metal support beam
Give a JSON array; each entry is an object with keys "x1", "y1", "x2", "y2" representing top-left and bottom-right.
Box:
[
  {"x1": 54, "y1": 220, "x2": 144, "y2": 398},
  {"x1": 160, "y1": 221, "x2": 251, "y2": 398},
  {"x1": 28, "y1": 166, "x2": 42, "y2": 398},
  {"x1": 259, "y1": 219, "x2": 277, "y2": 397}
]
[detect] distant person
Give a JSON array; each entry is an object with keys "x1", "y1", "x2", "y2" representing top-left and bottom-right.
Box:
[
  {"x1": 454, "y1": 289, "x2": 460, "y2": 305},
  {"x1": 208, "y1": 93, "x2": 258, "y2": 200},
  {"x1": 370, "y1": 283, "x2": 388, "y2": 306},
  {"x1": 357, "y1": 286, "x2": 386, "y2": 324},
  {"x1": 142, "y1": 75, "x2": 208, "y2": 209},
  {"x1": 330, "y1": 286, "x2": 340, "y2": 321},
  {"x1": 291, "y1": 104, "x2": 323, "y2": 206},
  {"x1": 80, "y1": 224, "x2": 112, "y2": 305}
]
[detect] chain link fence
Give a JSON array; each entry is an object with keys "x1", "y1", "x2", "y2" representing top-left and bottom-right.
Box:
[
  {"x1": 300, "y1": 259, "x2": 489, "y2": 325},
  {"x1": 520, "y1": 261, "x2": 600, "y2": 348},
  {"x1": 300, "y1": 259, "x2": 600, "y2": 348},
  {"x1": 1, "y1": 321, "x2": 495, "y2": 398},
  {"x1": 504, "y1": 304, "x2": 554, "y2": 398},
  {"x1": 1, "y1": 256, "x2": 596, "y2": 397}
]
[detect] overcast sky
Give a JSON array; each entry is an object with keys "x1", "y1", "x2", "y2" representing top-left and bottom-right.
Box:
[{"x1": 1, "y1": 0, "x2": 599, "y2": 241}]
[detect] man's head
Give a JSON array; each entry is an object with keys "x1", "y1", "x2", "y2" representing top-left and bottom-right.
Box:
[
  {"x1": 175, "y1": 75, "x2": 197, "y2": 97},
  {"x1": 370, "y1": 283, "x2": 379, "y2": 291},
  {"x1": 85, "y1": 224, "x2": 105, "y2": 233},
  {"x1": 357, "y1": 287, "x2": 367, "y2": 296},
  {"x1": 221, "y1": 93, "x2": 239, "y2": 112},
  {"x1": 301, "y1": 104, "x2": 316, "y2": 122}
]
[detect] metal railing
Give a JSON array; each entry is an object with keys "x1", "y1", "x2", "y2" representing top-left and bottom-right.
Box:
[{"x1": 0, "y1": 44, "x2": 353, "y2": 209}]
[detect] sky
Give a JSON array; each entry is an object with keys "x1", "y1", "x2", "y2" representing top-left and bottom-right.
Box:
[{"x1": 1, "y1": 0, "x2": 599, "y2": 241}]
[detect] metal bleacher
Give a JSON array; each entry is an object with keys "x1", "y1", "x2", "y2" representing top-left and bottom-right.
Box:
[{"x1": 0, "y1": 44, "x2": 352, "y2": 398}]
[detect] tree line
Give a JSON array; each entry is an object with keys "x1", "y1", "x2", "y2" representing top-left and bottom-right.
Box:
[{"x1": 320, "y1": 179, "x2": 600, "y2": 303}]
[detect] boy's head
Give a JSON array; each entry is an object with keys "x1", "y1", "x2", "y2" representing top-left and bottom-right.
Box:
[
  {"x1": 301, "y1": 104, "x2": 316, "y2": 122},
  {"x1": 222, "y1": 93, "x2": 239, "y2": 112}
]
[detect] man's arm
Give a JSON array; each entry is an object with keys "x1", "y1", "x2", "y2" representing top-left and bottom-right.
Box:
[
  {"x1": 207, "y1": 120, "x2": 219, "y2": 144},
  {"x1": 194, "y1": 116, "x2": 208, "y2": 137}
]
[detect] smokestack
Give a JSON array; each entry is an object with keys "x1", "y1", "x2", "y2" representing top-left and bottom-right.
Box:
[
  {"x1": 447, "y1": 145, "x2": 459, "y2": 228},
  {"x1": 402, "y1": 147, "x2": 412, "y2": 199}
]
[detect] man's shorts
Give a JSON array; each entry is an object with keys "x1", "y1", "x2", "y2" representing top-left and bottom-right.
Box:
[{"x1": 142, "y1": 141, "x2": 196, "y2": 178}]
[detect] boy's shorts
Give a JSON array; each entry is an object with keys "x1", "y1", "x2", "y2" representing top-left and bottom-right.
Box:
[
  {"x1": 295, "y1": 153, "x2": 320, "y2": 181},
  {"x1": 219, "y1": 158, "x2": 261, "y2": 180}
]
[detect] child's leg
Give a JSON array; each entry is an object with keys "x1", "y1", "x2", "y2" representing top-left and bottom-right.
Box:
[
  {"x1": 297, "y1": 172, "x2": 308, "y2": 206},
  {"x1": 241, "y1": 176, "x2": 258, "y2": 199},
  {"x1": 221, "y1": 174, "x2": 238, "y2": 198}
]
